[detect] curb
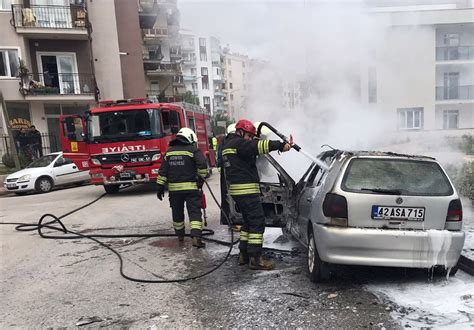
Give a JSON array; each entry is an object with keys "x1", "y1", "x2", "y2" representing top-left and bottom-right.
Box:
[{"x1": 459, "y1": 255, "x2": 474, "y2": 276}]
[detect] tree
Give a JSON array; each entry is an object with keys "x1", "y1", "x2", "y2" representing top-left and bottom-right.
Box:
[
  {"x1": 182, "y1": 91, "x2": 199, "y2": 105},
  {"x1": 212, "y1": 112, "x2": 233, "y2": 136}
]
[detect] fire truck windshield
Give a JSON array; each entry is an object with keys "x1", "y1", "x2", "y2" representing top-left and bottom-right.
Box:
[{"x1": 88, "y1": 108, "x2": 162, "y2": 142}]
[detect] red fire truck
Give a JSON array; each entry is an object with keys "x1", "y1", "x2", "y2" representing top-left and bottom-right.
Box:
[{"x1": 60, "y1": 99, "x2": 216, "y2": 194}]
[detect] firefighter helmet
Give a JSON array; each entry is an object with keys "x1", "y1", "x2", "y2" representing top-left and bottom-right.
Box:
[
  {"x1": 226, "y1": 123, "x2": 236, "y2": 135},
  {"x1": 177, "y1": 127, "x2": 198, "y2": 144},
  {"x1": 235, "y1": 119, "x2": 256, "y2": 137}
]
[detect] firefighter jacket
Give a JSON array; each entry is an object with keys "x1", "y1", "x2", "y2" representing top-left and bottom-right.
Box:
[
  {"x1": 222, "y1": 133, "x2": 285, "y2": 196},
  {"x1": 156, "y1": 137, "x2": 208, "y2": 193}
]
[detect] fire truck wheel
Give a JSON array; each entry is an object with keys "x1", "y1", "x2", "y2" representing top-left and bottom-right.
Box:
[{"x1": 104, "y1": 185, "x2": 120, "y2": 194}]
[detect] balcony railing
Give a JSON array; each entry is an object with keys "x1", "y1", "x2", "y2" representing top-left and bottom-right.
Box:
[
  {"x1": 436, "y1": 85, "x2": 474, "y2": 100},
  {"x1": 12, "y1": 4, "x2": 88, "y2": 30},
  {"x1": 145, "y1": 62, "x2": 181, "y2": 75},
  {"x1": 142, "y1": 28, "x2": 168, "y2": 39},
  {"x1": 183, "y1": 75, "x2": 197, "y2": 81},
  {"x1": 436, "y1": 46, "x2": 474, "y2": 61},
  {"x1": 20, "y1": 73, "x2": 94, "y2": 96}
]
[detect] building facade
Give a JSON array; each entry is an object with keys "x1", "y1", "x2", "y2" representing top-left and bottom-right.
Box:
[
  {"x1": 222, "y1": 50, "x2": 248, "y2": 120},
  {"x1": 180, "y1": 30, "x2": 226, "y2": 114},
  {"x1": 365, "y1": 4, "x2": 474, "y2": 137},
  {"x1": 0, "y1": 0, "x2": 184, "y2": 156}
]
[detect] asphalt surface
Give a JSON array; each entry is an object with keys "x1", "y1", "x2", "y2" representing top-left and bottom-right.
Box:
[{"x1": 0, "y1": 175, "x2": 463, "y2": 328}]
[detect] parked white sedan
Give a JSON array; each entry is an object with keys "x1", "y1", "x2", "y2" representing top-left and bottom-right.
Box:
[{"x1": 3, "y1": 152, "x2": 90, "y2": 194}]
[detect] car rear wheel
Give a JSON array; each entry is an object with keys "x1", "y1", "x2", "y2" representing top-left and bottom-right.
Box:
[
  {"x1": 104, "y1": 184, "x2": 120, "y2": 194},
  {"x1": 307, "y1": 230, "x2": 331, "y2": 282},
  {"x1": 35, "y1": 177, "x2": 53, "y2": 193},
  {"x1": 434, "y1": 263, "x2": 459, "y2": 277}
]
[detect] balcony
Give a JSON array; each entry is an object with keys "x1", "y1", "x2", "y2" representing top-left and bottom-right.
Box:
[
  {"x1": 214, "y1": 90, "x2": 225, "y2": 97},
  {"x1": 182, "y1": 57, "x2": 196, "y2": 66},
  {"x1": 20, "y1": 73, "x2": 95, "y2": 101},
  {"x1": 170, "y1": 47, "x2": 182, "y2": 61},
  {"x1": 142, "y1": 28, "x2": 168, "y2": 42},
  {"x1": 436, "y1": 85, "x2": 474, "y2": 101},
  {"x1": 12, "y1": 4, "x2": 88, "y2": 40},
  {"x1": 436, "y1": 46, "x2": 474, "y2": 62},
  {"x1": 138, "y1": 0, "x2": 158, "y2": 29},
  {"x1": 145, "y1": 62, "x2": 181, "y2": 76},
  {"x1": 183, "y1": 75, "x2": 197, "y2": 81},
  {"x1": 172, "y1": 76, "x2": 185, "y2": 87}
]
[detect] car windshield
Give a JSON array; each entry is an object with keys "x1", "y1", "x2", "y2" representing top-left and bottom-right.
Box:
[
  {"x1": 88, "y1": 108, "x2": 162, "y2": 142},
  {"x1": 27, "y1": 155, "x2": 57, "y2": 168},
  {"x1": 342, "y1": 158, "x2": 453, "y2": 196}
]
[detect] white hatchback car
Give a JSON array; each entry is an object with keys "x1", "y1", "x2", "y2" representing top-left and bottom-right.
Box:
[{"x1": 3, "y1": 152, "x2": 90, "y2": 195}]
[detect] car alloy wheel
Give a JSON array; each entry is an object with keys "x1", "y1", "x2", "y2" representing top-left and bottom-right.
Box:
[
  {"x1": 36, "y1": 177, "x2": 53, "y2": 193},
  {"x1": 307, "y1": 230, "x2": 331, "y2": 283}
]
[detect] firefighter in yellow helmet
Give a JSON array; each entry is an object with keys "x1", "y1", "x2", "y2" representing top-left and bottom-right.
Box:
[{"x1": 156, "y1": 127, "x2": 208, "y2": 248}]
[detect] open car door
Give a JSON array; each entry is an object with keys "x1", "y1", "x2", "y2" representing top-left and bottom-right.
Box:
[
  {"x1": 59, "y1": 114, "x2": 90, "y2": 171},
  {"x1": 224, "y1": 154, "x2": 296, "y2": 228}
]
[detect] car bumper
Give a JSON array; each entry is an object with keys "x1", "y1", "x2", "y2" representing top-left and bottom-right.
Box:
[
  {"x1": 314, "y1": 224, "x2": 465, "y2": 268},
  {"x1": 3, "y1": 181, "x2": 36, "y2": 192}
]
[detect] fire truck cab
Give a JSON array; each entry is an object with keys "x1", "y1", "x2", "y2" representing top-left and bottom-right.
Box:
[{"x1": 60, "y1": 99, "x2": 216, "y2": 194}]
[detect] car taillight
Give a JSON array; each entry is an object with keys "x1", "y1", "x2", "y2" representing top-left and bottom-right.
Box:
[
  {"x1": 323, "y1": 193, "x2": 348, "y2": 226},
  {"x1": 446, "y1": 199, "x2": 462, "y2": 222}
]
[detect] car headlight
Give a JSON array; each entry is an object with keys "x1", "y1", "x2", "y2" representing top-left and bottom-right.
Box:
[
  {"x1": 18, "y1": 174, "x2": 31, "y2": 183},
  {"x1": 152, "y1": 153, "x2": 161, "y2": 161}
]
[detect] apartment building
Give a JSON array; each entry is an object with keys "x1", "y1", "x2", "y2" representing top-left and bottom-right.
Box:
[
  {"x1": 365, "y1": 4, "x2": 474, "y2": 136},
  {"x1": 180, "y1": 30, "x2": 225, "y2": 113},
  {"x1": 222, "y1": 50, "x2": 248, "y2": 120},
  {"x1": 0, "y1": 0, "x2": 183, "y2": 155}
]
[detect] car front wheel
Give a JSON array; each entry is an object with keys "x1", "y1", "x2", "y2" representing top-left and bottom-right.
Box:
[
  {"x1": 307, "y1": 229, "x2": 331, "y2": 282},
  {"x1": 104, "y1": 184, "x2": 120, "y2": 194},
  {"x1": 35, "y1": 177, "x2": 53, "y2": 193}
]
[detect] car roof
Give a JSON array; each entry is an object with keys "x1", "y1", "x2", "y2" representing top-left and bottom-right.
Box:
[{"x1": 319, "y1": 149, "x2": 436, "y2": 162}]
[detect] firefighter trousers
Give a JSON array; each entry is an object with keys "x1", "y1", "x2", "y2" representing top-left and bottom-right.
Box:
[
  {"x1": 232, "y1": 194, "x2": 265, "y2": 256},
  {"x1": 169, "y1": 191, "x2": 203, "y2": 237}
]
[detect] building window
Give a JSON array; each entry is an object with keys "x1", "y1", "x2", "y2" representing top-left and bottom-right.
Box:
[
  {"x1": 443, "y1": 33, "x2": 460, "y2": 46},
  {"x1": 191, "y1": 68, "x2": 197, "y2": 76},
  {"x1": 368, "y1": 67, "x2": 377, "y2": 103},
  {"x1": 0, "y1": 48, "x2": 19, "y2": 78},
  {"x1": 0, "y1": 0, "x2": 12, "y2": 10},
  {"x1": 191, "y1": 82, "x2": 198, "y2": 91},
  {"x1": 202, "y1": 81, "x2": 209, "y2": 90},
  {"x1": 199, "y1": 38, "x2": 206, "y2": 47},
  {"x1": 203, "y1": 96, "x2": 211, "y2": 112},
  {"x1": 443, "y1": 110, "x2": 459, "y2": 129},
  {"x1": 398, "y1": 107, "x2": 423, "y2": 130},
  {"x1": 229, "y1": 82, "x2": 233, "y2": 89},
  {"x1": 229, "y1": 70, "x2": 232, "y2": 78},
  {"x1": 200, "y1": 52, "x2": 207, "y2": 61},
  {"x1": 201, "y1": 67, "x2": 208, "y2": 76},
  {"x1": 230, "y1": 94, "x2": 234, "y2": 101}
]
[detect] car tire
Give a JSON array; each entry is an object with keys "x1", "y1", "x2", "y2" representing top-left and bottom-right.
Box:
[
  {"x1": 35, "y1": 176, "x2": 53, "y2": 193},
  {"x1": 434, "y1": 263, "x2": 459, "y2": 277},
  {"x1": 15, "y1": 192, "x2": 28, "y2": 196},
  {"x1": 104, "y1": 184, "x2": 120, "y2": 194},
  {"x1": 307, "y1": 229, "x2": 331, "y2": 282}
]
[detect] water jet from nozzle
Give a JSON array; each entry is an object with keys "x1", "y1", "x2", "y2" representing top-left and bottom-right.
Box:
[{"x1": 299, "y1": 149, "x2": 329, "y2": 170}]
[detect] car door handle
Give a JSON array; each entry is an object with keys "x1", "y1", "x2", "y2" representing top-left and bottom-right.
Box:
[
  {"x1": 306, "y1": 198, "x2": 312, "y2": 202},
  {"x1": 73, "y1": 166, "x2": 77, "y2": 169}
]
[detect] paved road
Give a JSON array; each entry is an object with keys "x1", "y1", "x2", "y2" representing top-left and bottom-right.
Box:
[{"x1": 0, "y1": 176, "x2": 466, "y2": 328}]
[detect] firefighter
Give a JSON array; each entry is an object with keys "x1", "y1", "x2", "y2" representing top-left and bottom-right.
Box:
[
  {"x1": 222, "y1": 119, "x2": 291, "y2": 270},
  {"x1": 156, "y1": 127, "x2": 209, "y2": 248},
  {"x1": 218, "y1": 124, "x2": 236, "y2": 226},
  {"x1": 212, "y1": 135, "x2": 218, "y2": 152}
]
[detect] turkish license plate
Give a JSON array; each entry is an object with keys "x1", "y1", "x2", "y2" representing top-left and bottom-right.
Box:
[
  {"x1": 6, "y1": 183, "x2": 16, "y2": 189},
  {"x1": 119, "y1": 172, "x2": 132, "y2": 179},
  {"x1": 372, "y1": 206, "x2": 425, "y2": 221}
]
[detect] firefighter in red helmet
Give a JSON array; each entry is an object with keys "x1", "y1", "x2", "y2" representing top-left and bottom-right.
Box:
[{"x1": 222, "y1": 119, "x2": 291, "y2": 270}]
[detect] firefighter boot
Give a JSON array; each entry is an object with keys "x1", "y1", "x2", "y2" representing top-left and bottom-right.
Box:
[
  {"x1": 249, "y1": 255, "x2": 275, "y2": 270},
  {"x1": 192, "y1": 237, "x2": 206, "y2": 248},
  {"x1": 238, "y1": 252, "x2": 249, "y2": 265}
]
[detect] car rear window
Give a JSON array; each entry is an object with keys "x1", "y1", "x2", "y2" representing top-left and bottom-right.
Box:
[{"x1": 341, "y1": 158, "x2": 454, "y2": 196}]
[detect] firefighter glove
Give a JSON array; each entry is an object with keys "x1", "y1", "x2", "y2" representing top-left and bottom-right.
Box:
[{"x1": 156, "y1": 185, "x2": 165, "y2": 200}]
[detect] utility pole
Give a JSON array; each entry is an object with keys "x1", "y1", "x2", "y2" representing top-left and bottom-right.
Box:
[{"x1": 0, "y1": 91, "x2": 21, "y2": 170}]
